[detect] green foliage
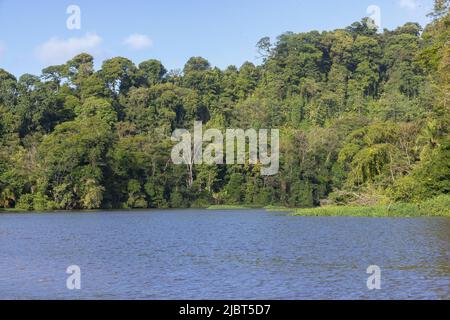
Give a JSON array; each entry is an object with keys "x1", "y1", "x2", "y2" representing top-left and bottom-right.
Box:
[
  {"x1": 223, "y1": 173, "x2": 244, "y2": 204},
  {"x1": 293, "y1": 195, "x2": 450, "y2": 217},
  {"x1": 419, "y1": 194, "x2": 450, "y2": 216},
  {"x1": 391, "y1": 139, "x2": 450, "y2": 202},
  {"x1": 207, "y1": 205, "x2": 249, "y2": 210},
  {"x1": 75, "y1": 97, "x2": 117, "y2": 126},
  {"x1": 36, "y1": 117, "x2": 113, "y2": 209},
  {"x1": 138, "y1": 59, "x2": 167, "y2": 86},
  {"x1": 16, "y1": 192, "x2": 55, "y2": 211}
]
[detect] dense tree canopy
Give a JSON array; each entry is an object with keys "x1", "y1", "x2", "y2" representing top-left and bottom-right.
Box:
[{"x1": 0, "y1": 7, "x2": 449, "y2": 210}]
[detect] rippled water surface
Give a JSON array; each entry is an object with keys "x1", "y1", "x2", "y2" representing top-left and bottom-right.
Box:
[{"x1": 0, "y1": 209, "x2": 449, "y2": 299}]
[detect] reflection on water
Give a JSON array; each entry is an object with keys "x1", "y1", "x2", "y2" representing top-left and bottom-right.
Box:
[{"x1": 0, "y1": 209, "x2": 449, "y2": 299}]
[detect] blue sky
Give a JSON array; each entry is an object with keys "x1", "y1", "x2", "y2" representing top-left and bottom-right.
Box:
[{"x1": 0, "y1": 0, "x2": 434, "y2": 77}]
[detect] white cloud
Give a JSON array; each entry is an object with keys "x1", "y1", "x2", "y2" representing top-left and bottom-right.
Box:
[
  {"x1": 399, "y1": 0, "x2": 419, "y2": 9},
  {"x1": 123, "y1": 34, "x2": 152, "y2": 50},
  {"x1": 35, "y1": 33, "x2": 102, "y2": 65}
]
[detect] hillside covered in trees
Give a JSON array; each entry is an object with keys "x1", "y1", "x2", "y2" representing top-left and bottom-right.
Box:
[{"x1": 0, "y1": 5, "x2": 449, "y2": 211}]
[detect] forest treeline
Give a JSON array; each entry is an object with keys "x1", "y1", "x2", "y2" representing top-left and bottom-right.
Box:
[{"x1": 0, "y1": 4, "x2": 449, "y2": 210}]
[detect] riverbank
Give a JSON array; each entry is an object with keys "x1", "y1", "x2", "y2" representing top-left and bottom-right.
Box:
[
  {"x1": 291, "y1": 195, "x2": 450, "y2": 217},
  {"x1": 0, "y1": 208, "x2": 25, "y2": 213},
  {"x1": 2, "y1": 195, "x2": 449, "y2": 217},
  {"x1": 206, "y1": 197, "x2": 450, "y2": 217},
  {"x1": 206, "y1": 205, "x2": 251, "y2": 210}
]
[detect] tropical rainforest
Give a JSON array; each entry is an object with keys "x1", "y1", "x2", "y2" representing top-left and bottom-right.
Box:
[{"x1": 0, "y1": 2, "x2": 448, "y2": 211}]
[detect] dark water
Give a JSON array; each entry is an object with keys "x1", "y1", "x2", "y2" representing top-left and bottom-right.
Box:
[{"x1": 0, "y1": 209, "x2": 449, "y2": 300}]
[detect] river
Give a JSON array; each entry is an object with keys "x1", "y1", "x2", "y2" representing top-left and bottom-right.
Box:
[{"x1": 0, "y1": 209, "x2": 448, "y2": 299}]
